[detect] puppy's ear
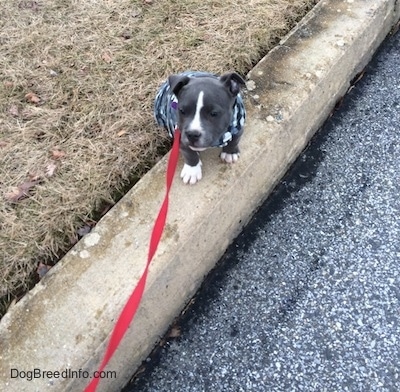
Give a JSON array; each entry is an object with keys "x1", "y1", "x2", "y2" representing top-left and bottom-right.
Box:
[
  {"x1": 220, "y1": 72, "x2": 246, "y2": 96},
  {"x1": 168, "y1": 74, "x2": 190, "y2": 96}
]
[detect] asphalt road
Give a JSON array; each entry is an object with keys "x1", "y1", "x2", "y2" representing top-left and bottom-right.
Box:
[{"x1": 124, "y1": 30, "x2": 400, "y2": 392}]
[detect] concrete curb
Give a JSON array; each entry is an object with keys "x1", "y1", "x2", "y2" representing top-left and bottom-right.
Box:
[{"x1": 1, "y1": 1, "x2": 399, "y2": 391}]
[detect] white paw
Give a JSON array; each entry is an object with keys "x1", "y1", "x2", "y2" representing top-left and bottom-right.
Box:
[
  {"x1": 220, "y1": 152, "x2": 240, "y2": 164},
  {"x1": 180, "y1": 161, "x2": 202, "y2": 185}
]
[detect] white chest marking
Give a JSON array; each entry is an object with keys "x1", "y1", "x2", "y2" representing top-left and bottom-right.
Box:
[{"x1": 188, "y1": 91, "x2": 204, "y2": 131}]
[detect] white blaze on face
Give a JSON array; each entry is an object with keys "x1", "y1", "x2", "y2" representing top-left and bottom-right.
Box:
[{"x1": 188, "y1": 91, "x2": 204, "y2": 132}]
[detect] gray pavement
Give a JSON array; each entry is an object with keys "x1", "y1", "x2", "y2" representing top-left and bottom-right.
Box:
[{"x1": 125, "y1": 30, "x2": 400, "y2": 392}]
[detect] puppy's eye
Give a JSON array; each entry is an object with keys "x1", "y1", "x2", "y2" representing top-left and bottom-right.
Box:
[
  {"x1": 179, "y1": 108, "x2": 185, "y2": 115},
  {"x1": 210, "y1": 110, "x2": 219, "y2": 117}
]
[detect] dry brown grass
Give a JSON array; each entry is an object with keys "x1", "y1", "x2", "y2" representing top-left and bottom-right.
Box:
[{"x1": 0, "y1": 0, "x2": 319, "y2": 314}]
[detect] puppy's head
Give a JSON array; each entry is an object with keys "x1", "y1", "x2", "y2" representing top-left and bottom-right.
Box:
[{"x1": 168, "y1": 72, "x2": 245, "y2": 150}]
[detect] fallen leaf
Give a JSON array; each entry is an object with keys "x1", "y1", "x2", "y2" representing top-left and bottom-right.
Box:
[
  {"x1": 3, "y1": 81, "x2": 14, "y2": 88},
  {"x1": 25, "y1": 92, "x2": 41, "y2": 104},
  {"x1": 77, "y1": 224, "x2": 92, "y2": 238},
  {"x1": 101, "y1": 52, "x2": 113, "y2": 63},
  {"x1": 121, "y1": 31, "x2": 132, "y2": 40},
  {"x1": 28, "y1": 172, "x2": 42, "y2": 182},
  {"x1": 0, "y1": 140, "x2": 8, "y2": 148},
  {"x1": 37, "y1": 262, "x2": 52, "y2": 279},
  {"x1": 5, "y1": 180, "x2": 38, "y2": 202},
  {"x1": 167, "y1": 326, "x2": 181, "y2": 339},
  {"x1": 117, "y1": 129, "x2": 127, "y2": 137},
  {"x1": 5, "y1": 187, "x2": 22, "y2": 202},
  {"x1": 18, "y1": 1, "x2": 40, "y2": 11},
  {"x1": 8, "y1": 105, "x2": 19, "y2": 116},
  {"x1": 16, "y1": 180, "x2": 38, "y2": 192},
  {"x1": 45, "y1": 162, "x2": 57, "y2": 177},
  {"x1": 51, "y1": 147, "x2": 66, "y2": 159}
]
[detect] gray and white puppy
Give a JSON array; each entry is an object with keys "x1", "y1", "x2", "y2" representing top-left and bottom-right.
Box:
[{"x1": 154, "y1": 71, "x2": 246, "y2": 184}]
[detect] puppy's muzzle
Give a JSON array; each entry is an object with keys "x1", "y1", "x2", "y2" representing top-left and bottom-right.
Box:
[{"x1": 186, "y1": 130, "x2": 202, "y2": 144}]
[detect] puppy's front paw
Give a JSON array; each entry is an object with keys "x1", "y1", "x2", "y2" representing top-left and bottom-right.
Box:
[
  {"x1": 180, "y1": 161, "x2": 202, "y2": 185},
  {"x1": 220, "y1": 152, "x2": 240, "y2": 164}
]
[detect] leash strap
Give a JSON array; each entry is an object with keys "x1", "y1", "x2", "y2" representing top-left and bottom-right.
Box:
[{"x1": 84, "y1": 129, "x2": 181, "y2": 392}]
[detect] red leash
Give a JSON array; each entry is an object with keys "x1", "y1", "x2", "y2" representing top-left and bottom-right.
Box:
[{"x1": 84, "y1": 129, "x2": 181, "y2": 392}]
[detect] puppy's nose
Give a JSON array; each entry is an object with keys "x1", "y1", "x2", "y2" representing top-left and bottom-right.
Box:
[{"x1": 186, "y1": 130, "x2": 201, "y2": 143}]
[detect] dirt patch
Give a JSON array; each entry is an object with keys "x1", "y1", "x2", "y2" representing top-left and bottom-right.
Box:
[{"x1": 0, "y1": 0, "x2": 319, "y2": 315}]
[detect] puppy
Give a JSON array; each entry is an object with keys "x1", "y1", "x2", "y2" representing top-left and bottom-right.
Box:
[{"x1": 154, "y1": 71, "x2": 246, "y2": 184}]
